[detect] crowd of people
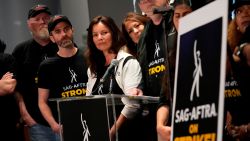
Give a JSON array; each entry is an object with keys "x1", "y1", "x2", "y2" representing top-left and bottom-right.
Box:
[{"x1": 0, "y1": 0, "x2": 249, "y2": 141}]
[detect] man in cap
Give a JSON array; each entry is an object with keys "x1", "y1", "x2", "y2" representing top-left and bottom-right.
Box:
[
  {"x1": 38, "y1": 15, "x2": 88, "y2": 139},
  {"x1": 155, "y1": 1, "x2": 192, "y2": 140},
  {"x1": 12, "y1": 4, "x2": 58, "y2": 141},
  {"x1": 137, "y1": 0, "x2": 177, "y2": 141}
]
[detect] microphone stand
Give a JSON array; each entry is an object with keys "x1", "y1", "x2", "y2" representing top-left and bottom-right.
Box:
[
  {"x1": 108, "y1": 75, "x2": 114, "y2": 94},
  {"x1": 108, "y1": 68, "x2": 118, "y2": 141}
]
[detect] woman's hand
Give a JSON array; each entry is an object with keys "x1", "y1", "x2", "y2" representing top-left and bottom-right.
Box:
[{"x1": 128, "y1": 88, "x2": 143, "y2": 96}]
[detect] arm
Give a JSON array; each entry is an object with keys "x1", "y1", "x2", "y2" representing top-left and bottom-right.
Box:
[
  {"x1": 127, "y1": 88, "x2": 143, "y2": 96},
  {"x1": 226, "y1": 111, "x2": 250, "y2": 140},
  {"x1": 0, "y1": 72, "x2": 16, "y2": 96},
  {"x1": 38, "y1": 88, "x2": 61, "y2": 133},
  {"x1": 86, "y1": 68, "x2": 97, "y2": 96},
  {"x1": 15, "y1": 91, "x2": 36, "y2": 126},
  {"x1": 238, "y1": 25, "x2": 250, "y2": 66},
  {"x1": 157, "y1": 105, "x2": 171, "y2": 141},
  {"x1": 242, "y1": 43, "x2": 250, "y2": 66},
  {"x1": 233, "y1": 43, "x2": 250, "y2": 66},
  {"x1": 119, "y1": 57, "x2": 142, "y2": 119},
  {"x1": 121, "y1": 57, "x2": 143, "y2": 96},
  {"x1": 110, "y1": 56, "x2": 143, "y2": 139},
  {"x1": 110, "y1": 114, "x2": 127, "y2": 141}
]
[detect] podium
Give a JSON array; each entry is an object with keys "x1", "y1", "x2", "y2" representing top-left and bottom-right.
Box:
[{"x1": 50, "y1": 94, "x2": 159, "y2": 141}]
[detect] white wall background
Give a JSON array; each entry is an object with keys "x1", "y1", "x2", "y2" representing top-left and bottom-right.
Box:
[
  {"x1": 0, "y1": 0, "x2": 60, "y2": 53},
  {"x1": 0, "y1": 0, "x2": 134, "y2": 53}
]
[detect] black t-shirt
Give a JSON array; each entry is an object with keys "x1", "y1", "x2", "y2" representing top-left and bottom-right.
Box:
[
  {"x1": 12, "y1": 39, "x2": 58, "y2": 125},
  {"x1": 38, "y1": 48, "x2": 88, "y2": 123},
  {"x1": 146, "y1": 22, "x2": 166, "y2": 97}
]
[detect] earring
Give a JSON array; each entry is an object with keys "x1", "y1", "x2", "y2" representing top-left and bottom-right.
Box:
[{"x1": 237, "y1": 26, "x2": 240, "y2": 31}]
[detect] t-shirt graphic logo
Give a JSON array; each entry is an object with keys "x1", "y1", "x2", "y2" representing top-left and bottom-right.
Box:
[
  {"x1": 154, "y1": 40, "x2": 160, "y2": 58},
  {"x1": 190, "y1": 40, "x2": 203, "y2": 101},
  {"x1": 81, "y1": 113, "x2": 91, "y2": 141},
  {"x1": 69, "y1": 67, "x2": 77, "y2": 83}
]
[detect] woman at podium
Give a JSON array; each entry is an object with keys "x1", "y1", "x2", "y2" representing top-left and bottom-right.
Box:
[{"x1": 85, "y1": 15, "x2": 144, "y2": 141}]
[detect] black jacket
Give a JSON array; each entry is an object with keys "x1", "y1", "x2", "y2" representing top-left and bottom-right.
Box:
[{"x1": 137, "y1": 12, "x2": 177, "y2": 109}]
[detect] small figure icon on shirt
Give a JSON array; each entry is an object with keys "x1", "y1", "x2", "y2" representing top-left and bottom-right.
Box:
[
  {"x1": 69, "y1": 67, "x2": 77, "y2": 83},
  {"x1": 154, "y1": 40, "x2": 160, "y2": 58}
]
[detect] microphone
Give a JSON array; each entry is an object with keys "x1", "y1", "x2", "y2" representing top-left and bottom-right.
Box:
[
  {"x1": 100, "y1": 59, "x2": 119, "y2": 83},
  {"x1": 153, "y1": 5, "x2": 173, "y2": 14}
]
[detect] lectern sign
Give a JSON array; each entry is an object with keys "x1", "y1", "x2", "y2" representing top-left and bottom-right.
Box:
[
  {"x1": 59, "y1": 98, "x2": 110, "y2": 141},
  {"x1": 171, "y1": 1, "x2": 228, "y2": 141}
]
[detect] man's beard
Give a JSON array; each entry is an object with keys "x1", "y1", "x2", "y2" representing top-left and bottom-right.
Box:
[
  {"x1": 59, "y1": 39, "x2": 73, "y2": 48},
  {"x1": 37, "y1": 28, "x2": 50, "y2": 40}
]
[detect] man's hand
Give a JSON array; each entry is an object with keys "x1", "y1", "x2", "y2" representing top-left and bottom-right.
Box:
[{"x1": 0, "y1": 72, "x2": 16, "y2": 96}]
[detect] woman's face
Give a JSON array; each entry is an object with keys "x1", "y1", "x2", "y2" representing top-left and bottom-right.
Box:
[
  {"x1": 92, "y1": 22, "x2": 112, "y2": 52},
  {"x1": 125, "y1": 20, "x2": 145, "y2": 43},
  {"x1": 235, "y1": 5, "x2": 250, "y2": 33},
  {"x1": 173, "y1": 4, "x2": 192, "y2": 32}
]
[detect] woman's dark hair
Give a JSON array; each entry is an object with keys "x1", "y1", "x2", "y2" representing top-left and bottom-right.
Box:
[
  {"x1": 122, "y1": 12, "x2": 150, "y2": 56},
  {"x1": 86, "y1": 15, "x2": 126, "y2": 75}
]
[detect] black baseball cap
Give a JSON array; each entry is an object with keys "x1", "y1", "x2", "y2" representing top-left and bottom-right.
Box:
[
  {"x1": 48, "y1": 15, "x2": 72, "y2": 33},
  {"x1": 231, "y1": 0, "x2": 250, "y2": 11},
  {"x1": 28, "y1": 4, "x2": 51, "y2": 19}
]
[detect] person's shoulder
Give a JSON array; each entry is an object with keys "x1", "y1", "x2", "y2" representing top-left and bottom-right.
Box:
[
  {"x1": 40, "y1": 56, "x2": 60, "y2": 66},
  {"x1": 118, "y1": 46, "x2": 133, "y2": 57},
  {"x1": 13, "y1": 39, "x2": 34, "y2": 52},
  {"x1": 0, "y1": 53, "x2": 14, "y2": 61},
  {"x1": 0, "y1": 52, "x2": 12, "y2": 57},
  {"x1": 117, "y1": 48, "x2": 136, "y2": 62},
  {"x1": 15, "y1": 39, "x2": 34, "y2": 47}
]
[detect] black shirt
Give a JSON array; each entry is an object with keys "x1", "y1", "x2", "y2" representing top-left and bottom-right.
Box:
[{"x1": 12, "y1": 39, "x2": 58, "y2": 126}]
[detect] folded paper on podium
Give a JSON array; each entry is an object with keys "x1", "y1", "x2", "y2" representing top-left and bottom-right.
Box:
[{"x1": 50, "y1": 94, "x2": 159, "y2": 141}]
